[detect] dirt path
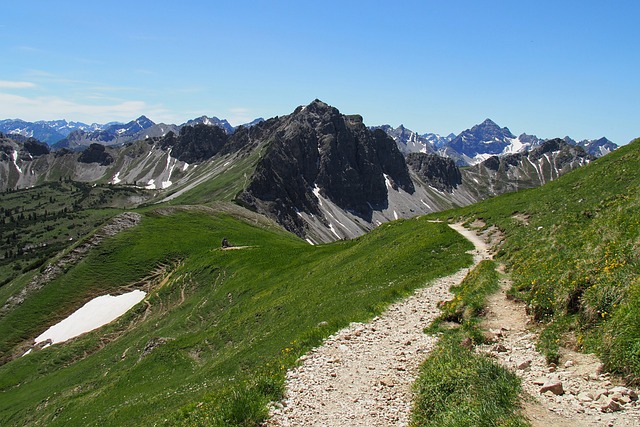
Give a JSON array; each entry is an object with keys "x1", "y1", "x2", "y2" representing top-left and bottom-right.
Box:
[
  {"x1": 266, "y1": 224, "x2": 491, "y2": 426},
  {"x1": 479, "y1": 269, "x2": 640, "y2": 427}
]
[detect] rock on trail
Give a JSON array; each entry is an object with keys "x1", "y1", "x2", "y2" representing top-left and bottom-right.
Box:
[{"x1": 266, "y1": 224, "x2": 490, "y2": 426}]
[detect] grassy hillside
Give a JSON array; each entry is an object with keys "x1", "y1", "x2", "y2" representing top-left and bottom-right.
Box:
[
  {"x1": 0, "y1": 181, "x2": 147, "y2": 287},
  {"x1": 434, "y1": 138, "x2": 640, "y2": 381},
  {"x1": 0, "y1": 206, "x2": 472, "y2": 426}
]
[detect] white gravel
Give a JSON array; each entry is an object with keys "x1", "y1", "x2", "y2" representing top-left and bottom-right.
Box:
[{"x1": 266, "y1": 224, "x2": 489, "y2": 426}]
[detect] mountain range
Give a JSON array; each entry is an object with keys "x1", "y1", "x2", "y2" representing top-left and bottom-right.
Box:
[
  {"x1": 1, "y1": 113, "x2": 616, "y2": 164},
  {"x1": 0, "y1": 100, "x2": 604, "y2": 243},
  {"x1": 377, "y1": 119, "x2": 616, "y2": 165}
]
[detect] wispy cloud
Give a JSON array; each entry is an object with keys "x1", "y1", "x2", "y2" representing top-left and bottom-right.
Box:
[
  {"x1": 0, "y1": 92, "x2": 169, "y2": 123},
  {"x1": 0, "y1": 80, "x2": 36, "y2": 89}
]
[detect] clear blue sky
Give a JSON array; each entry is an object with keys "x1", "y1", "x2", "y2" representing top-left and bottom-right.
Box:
[{"x1": 1, "y1": 0, "x2": 638, "y2": 144}]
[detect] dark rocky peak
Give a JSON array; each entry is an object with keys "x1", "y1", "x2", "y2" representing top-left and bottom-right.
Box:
[
  {"x1": 23, "y1": 138, "x2": 50, "y2": 157},
  {"x1": 157, "y1": 124, "x2": 229, "y2": 163},
  {"x1": 237, "y1": 101, "x2": 414, "y2": 237},
  {"x1": 77, "y1": 143, "x2": 113, "y2": 166},
  {"x1": 446, "y1": 118, "x2": 515, "y2": 158},
  {"x1": 406, "y1": 153, "x2": 461, "y2": 192},
  {"x1": 481, "y1": 155, "x2": 501, "y2": 172},
  {"x1": 470, "y1": 119, "x2": 515, "y2": 140}
]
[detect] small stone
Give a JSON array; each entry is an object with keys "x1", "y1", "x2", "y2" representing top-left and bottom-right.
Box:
[
  {"x1": 577, "y1": 392, "x2": 594, "y2": 402},
  {"x1": 491, "y1": 344, "x2": 508, "y2": 353},
  {"x1": 600, "y1": 397, "x2": 622, "y2": 412},
  {"x1": 594, "y1": 389, "x2": 609, "y2": 400},
  {"x1": 533, "y1": 377, "x2": 547, "y2": 386},
  {"x1": 540, "y1": 381, "x2": 564, "y2": 396},
  {"x1": 564, "y1": 360, "x2": 574, "y2": 368},
  {"x1": 380, "y1": 377, "x2": 395, "y2": 387},
  {"x1": 516, "y1": 359, "x2": 532, "y2": 370},
  {"x1": 618, "y1": 395, "x2": 632, "y2": 405}
]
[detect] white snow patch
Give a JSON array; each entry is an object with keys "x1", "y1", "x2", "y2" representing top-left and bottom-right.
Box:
[
  {"x1": 428, "y1": 185, "x2": 446, "y2": 196},
  {"x1": 328, "y1": 223, "x2": 341, "y2": 239},
  {"x1": 34, "y1": 290, "x2": 146, "y2": 345},
  {"x1": 182, "y1": 162, "x2": 189, "y2": 171},
  {"x1": 393, "y1": 210, "x2": 399, "y2": 220},
  {"x1": 472, "y1": 153, "x2": 494, "y2": 164},
  {"x1": 312, "y1": 185, "x2": 323, "y2": 206},
  {"x1": 146, "y1": 179, "x2": 157, "y2": 190},
  {"x1": 111, "y1": 172, "x2": 121, "y2": 184},
  {"x1": 11, "y1": 150, "x2": 22, "y2": 174},
  {"x1": 421, "y1": 199, "x2": 432, "y2": 210},
  {"x1": 383, "y1": 174, "x2": 394, "y2": 190},
  {"x1": 305, "y1": 238, "x2": 315, "y2": 245}
]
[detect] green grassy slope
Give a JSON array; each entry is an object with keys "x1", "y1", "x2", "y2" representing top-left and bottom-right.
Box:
[
  {"x1": 0, "y1": 207, "x2": 472, "y2": 426},
  {"x1": 434, "y1": 138, "x2": 640, "y2": 380},
  {"x1": 0, "y1": 181, "x2": 147, "y2": 287}
]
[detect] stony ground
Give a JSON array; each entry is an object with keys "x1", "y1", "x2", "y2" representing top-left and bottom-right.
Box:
[{"x1": 266, "y1": 223, "x2": 640, "y2": 426}]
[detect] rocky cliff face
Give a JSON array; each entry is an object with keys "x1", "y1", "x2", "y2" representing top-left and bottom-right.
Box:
[
  {"x1": 78, "y1": 143, "x2": 114, "y2": 166},
  {"x1": 160, "y1": 124, "x2": 228, "y2": 163},
  {"x1": 237, "y1": 100, "x2": 415, "y2": 237},
  {"x1": 405, "y1": 153, "x2": 462, "y2": 192}
]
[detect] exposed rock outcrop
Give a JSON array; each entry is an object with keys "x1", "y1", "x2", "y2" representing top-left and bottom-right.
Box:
[
  {"x1": 237, "y1": 100, "x2": 414, "y2": 237},
  {"x1": 78, "y1": 143, "x2": 114, "y2": 166},
  {"x1": 406, "y1": 153, "x2": 462, "y2": 192}
]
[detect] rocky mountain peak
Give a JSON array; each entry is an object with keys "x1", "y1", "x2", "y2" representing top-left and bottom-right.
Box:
[
  {"x1": 237, "y1": 101, "x2": 414, "y2": 237},
  {"x1": 445, "y1": 118, "x2": 516, "y2": 162}
]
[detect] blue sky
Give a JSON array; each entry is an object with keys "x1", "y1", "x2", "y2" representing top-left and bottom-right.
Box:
[{"x1": 1, "y1": 1, "x2": 638, "y2": 144}]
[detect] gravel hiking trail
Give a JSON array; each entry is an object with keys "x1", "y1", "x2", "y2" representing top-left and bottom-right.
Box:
[{"x1": 265, "y1": 223, "x2": 491, "y2": 426}]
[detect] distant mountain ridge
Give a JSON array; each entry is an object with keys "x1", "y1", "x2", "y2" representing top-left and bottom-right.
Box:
[
  {"x1": 2, "y1": 114, "x2": 617, "y2": 163},
  {"x1": 0, "y1": 115, "x2": 264, "y2": 150},
  {"x1": 376, "y1": 119, "x2": 616, "y2": 166},
  {"x1": 0, "y1": 100, "x2": 617, "y2": 243}
]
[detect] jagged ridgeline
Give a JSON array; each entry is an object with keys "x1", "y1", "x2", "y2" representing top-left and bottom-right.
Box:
[{"x1": 0, "y1": 100, "x2": 596, "y2": 245}]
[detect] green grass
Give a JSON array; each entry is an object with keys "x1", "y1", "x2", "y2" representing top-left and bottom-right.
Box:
[
  {"x1": 0, "y1": 208, "x2": 472, "y2": 426},
  {"x1": 413, "y1": 260, "x2": 527, "y2": 427},
  {"x1": 431, "y1": 138, "x2": 640, "y2": 381}
]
